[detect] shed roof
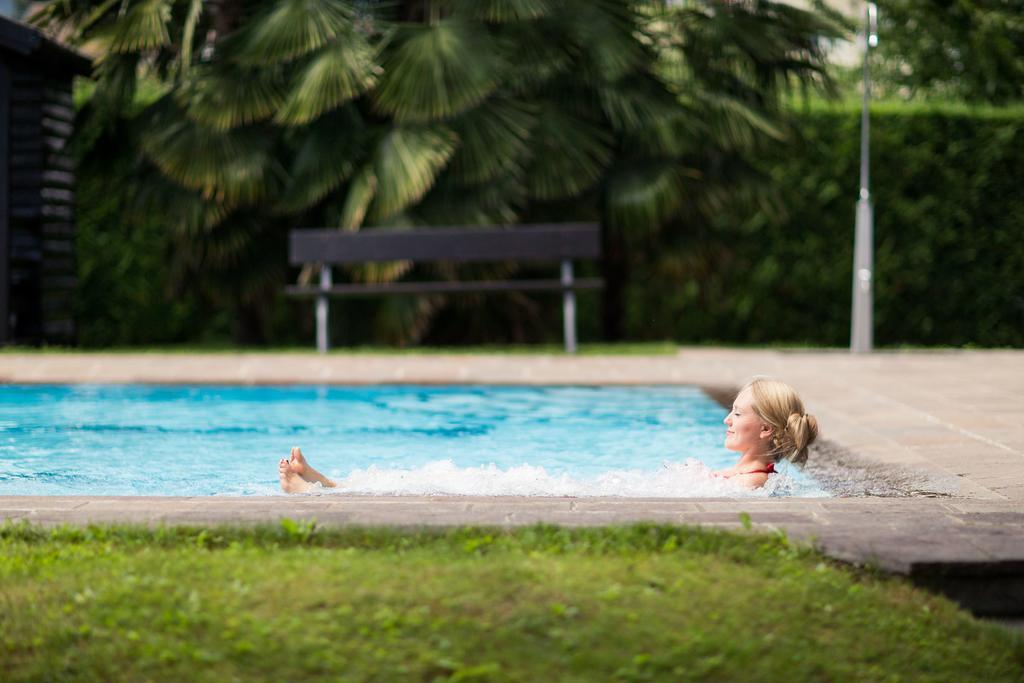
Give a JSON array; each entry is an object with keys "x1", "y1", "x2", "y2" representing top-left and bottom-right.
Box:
[{"x1": 0, "y1": 14, "x2": 91, "y2": 76}]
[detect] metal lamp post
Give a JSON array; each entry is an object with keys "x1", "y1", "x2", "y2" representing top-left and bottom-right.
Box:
[{"x1": 851, "y1": 2, "x2": 878, "y2": 353}]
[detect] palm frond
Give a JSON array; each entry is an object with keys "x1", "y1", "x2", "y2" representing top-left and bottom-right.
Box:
[
  {"x1": 371, "y1": 295, "x2": 442, "y2": 346},
  {"x1": 447, "y1": 98, "x2": 535, "y2": 184},
  {"x1": 95, "y1": 0, "x2": 172, "y2": 53},
  {"x1": 178, "y1": 0, "x2": 203, "y2": 76},
  {"x1": 178, "y1": 65, "x2": 287, "y2": 130},
  {"x1": 678, "y1": 89, "x2": 786, "y2": 150},
  {"x1": 493, "y1": 18, "x2": 573, "y2": 91},
  {"x1": 659, "y1": 0, "x2": 841, "y2": 102},
  {"x1": 622, "y1": 113, "x2": 694, "y2": 157},
  {"x1": 349, "y1": 259, "x2": 414, "y2": 285},
  {"x1": 525, "y1": 107, "x2": 613, "y2": 200},
  {"x1": 274, "y1": 37, "x2": 381, "y2": 126},
  {"x1": 557, "y1": 0, "x2": 645, "y2": 82},
  {"x1": 126, "y1": 165, "x2": 231, "y2": 235},
  {"x1": 231, "y1": 0, "x2": 355, "y2": 65},
  {"x1": 413, "y1": 173, "x2": 523, "y2": 226},
  {"x1": 452, "y1": 0, "x2": 552, "y2": 23},
  {"x1": 173, "y1": 212, "x2": 280, "y2": 276},
  {"x1": 140, "y1": 98, "x2": 284, "y2": 207},
  {"x1": 368, "y1": 125, "x2": 457, "y2": 221},
  {"x1": 605, "y1": 160, "x2": 691, "y2": 236},
  {"x1": 27, "y1": 0, "x2": 119, "y2": 44},
  {"x1": 373, "y1": 19, "x2": 500, "y2": 122},
  {"x1": 337, "y1": 165, "x2": 378, "y2": 230},
  {"x1": 278, "y1": 108, "x2": 368, "y2": 212},
  {"x1": 596, "y1": 72, "x2": 679, "y2": 134},
  {"x1": 89, "y1": 52, "x2": 140, "y2": 113}
]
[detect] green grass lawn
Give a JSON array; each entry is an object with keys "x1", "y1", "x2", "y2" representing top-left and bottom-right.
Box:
[{"x1": 1, "y1": 523, "x2": 1020, "y2": 682}]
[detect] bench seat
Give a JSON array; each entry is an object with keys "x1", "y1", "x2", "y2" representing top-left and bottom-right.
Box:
[
  {"x1": 286, "y1": 223, "x2": 603, "y2": 352},
  {"x1": 285, "y1": 278, "x2": 603, "y2": 297}
]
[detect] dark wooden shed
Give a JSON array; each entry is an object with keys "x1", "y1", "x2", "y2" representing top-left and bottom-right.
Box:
[{"x1": 0, "y1": 16, "x2": 90, "y2": 345}]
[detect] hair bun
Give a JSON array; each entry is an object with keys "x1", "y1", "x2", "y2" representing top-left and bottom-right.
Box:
[{"x1": 785, "y1": 412, "x2": 819, "y2": 465}]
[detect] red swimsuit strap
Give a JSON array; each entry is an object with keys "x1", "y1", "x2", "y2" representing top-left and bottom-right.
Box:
[{"x1": 737, "y1": 462, "x2": 776, "y2": 475}]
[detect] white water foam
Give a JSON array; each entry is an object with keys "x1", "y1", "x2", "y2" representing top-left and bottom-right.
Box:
[{"x1": 301, "y1": 458, "x2": 826, "y2": 498}]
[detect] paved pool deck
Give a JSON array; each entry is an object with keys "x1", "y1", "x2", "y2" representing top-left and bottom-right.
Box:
[{"x1": 1, "y1": 349, "x2": 1022, "y2": 615}]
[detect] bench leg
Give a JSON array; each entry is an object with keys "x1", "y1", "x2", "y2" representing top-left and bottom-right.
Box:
[
  {"x1": 561, "y1": 260, "x2": 577, "y2": 354},
  {"x1": 316, "y1": 265, "x2": 332, "y2": 353}
]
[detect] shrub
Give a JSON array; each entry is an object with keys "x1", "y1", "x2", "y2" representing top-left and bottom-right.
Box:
[{"x1": 622, "y1": 102, "x2": 1024, "y2": 346}]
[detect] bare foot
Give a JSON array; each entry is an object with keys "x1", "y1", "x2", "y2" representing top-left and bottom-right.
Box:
[
  {"x1": 278, "y1": 456, "x2": 313, "y2": 494},
  {"x1": 287, "y1": 446, "x2": 310, "y2": 478},
  {"x1": 278, "y1": 447, "x2": 337, "y2": 494}
]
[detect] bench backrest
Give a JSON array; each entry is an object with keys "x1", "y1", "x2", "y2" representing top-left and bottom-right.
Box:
[{"x1": 289, "y1": 223, "x2": 601, "y2": 265}]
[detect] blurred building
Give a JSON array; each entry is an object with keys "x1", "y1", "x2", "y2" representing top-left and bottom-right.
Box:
[
  {"x1": 0, "y1": 15, "x2": 90, "y2": 345},
  {"x1": 777, "y1": 0, "x2": 861, "y2": 66}
]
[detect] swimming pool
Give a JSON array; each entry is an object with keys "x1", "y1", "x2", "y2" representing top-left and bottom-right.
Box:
[{"x1": 2, "y1": 384, "x2": 827, "y2": 497}]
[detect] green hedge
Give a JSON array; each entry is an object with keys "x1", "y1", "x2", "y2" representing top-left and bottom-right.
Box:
[
  {"x1": 74, "y1": 169, "x2": 303, "y2": 348},
  {"x1": 623, "y1": 102, "x2": 1024, "y2": 346},
  {"x1": 74, "y1": 172, "x2": 206, "y2": 347}
]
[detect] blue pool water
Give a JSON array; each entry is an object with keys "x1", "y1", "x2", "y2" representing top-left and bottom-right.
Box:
[{"x1": 1, "y1": 384, "x2": 828, "y2": 497}]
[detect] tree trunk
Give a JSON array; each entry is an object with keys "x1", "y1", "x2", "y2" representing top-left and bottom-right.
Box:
[
  {"x1": 233, "y1": 295, "x2": 267, "y2": 345},
  {"x1": 601, "y1": 228, "x2": 628, "y2": 341},
  {"x1": 212, "y1": 0, "x2": 244, "y2": 39}
]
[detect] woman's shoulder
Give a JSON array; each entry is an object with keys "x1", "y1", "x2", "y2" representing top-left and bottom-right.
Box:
[{"x1": 730, "y1": 470, "x2": 771, "y2": 489}]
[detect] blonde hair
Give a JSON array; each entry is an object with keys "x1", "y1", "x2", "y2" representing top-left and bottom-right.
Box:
[{"x1": 741, "y1": 378, "x2": 819, "y2": 466}]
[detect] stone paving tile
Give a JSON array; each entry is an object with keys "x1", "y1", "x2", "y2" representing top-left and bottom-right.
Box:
[
  {"x1": 931, "y1": 451, "x2": 1024, "y2": 468},
  {"x1": 79, "y1": 497, "x2": 201, "y2": 508},
  {"x1": 963, "y1": 478, "x2": 1024, "y2": 496},
  {"x1": 570, "y1": 499, "x2": 705, "y2": 512},
  {"x1": 196, "y1": 499, "x2": 333, "y2": 510},
  {"x1": 998, "y1": 439, "x2": 1024, "y2": 453},
  {"x1": 694, "y1": 500, "x2": 829, "y2": 513},
  {"x1": 986, "y1": 485, "x2": 1024, "y2": 501},
  {"x1": 677, "y1": 512, "x2": 817, "y2": 525},
  {"x1": 950, "y1": 511, "x2": 1024, "y2": 525},
  {"x1": 26, "y1": 511, "x2": 167, "y2": 525},
  {"x1": 818, "y1": 498, "x2": 946, "y2": 511},
  {"x1": 947, "y1": 485, "x2": 1004, "y2": 500},
  {"x1": 173, "y1": 511, "x2": 348, "y2": 525},
  {"x1": 959, "y1": 533, "x2": 1024, "y2": 561},
  {"x1": 0, "y1": 501, "x2": 88, "y2": 512},
  {"x1": 941, "y1": 500, "x2": 1020, "y2": 513},
  {"x1": 809, "y1": 531, "x2": 995, "y2": 572}
]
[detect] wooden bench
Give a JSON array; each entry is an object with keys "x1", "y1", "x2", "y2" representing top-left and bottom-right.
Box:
[{"x1": 286, "y1": 223, "x2": 603, "y2": 353}]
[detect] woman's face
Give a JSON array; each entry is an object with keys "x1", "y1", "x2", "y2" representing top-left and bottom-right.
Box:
[{"x1": 723, "y1": 388, "x2": 772, "y2": 453}]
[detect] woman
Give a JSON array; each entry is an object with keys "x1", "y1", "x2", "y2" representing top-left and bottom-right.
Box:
[
  {"x1": 278, "y1": 377, "x2": 819, "y2": 493},
  {"x1": 713, "y1": 377, "x2": 819, "y2": 488}
]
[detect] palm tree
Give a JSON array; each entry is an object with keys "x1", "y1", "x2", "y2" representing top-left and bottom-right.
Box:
[{"x1": 31, "y1": 0, "x2": 842, "y2": 345}]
